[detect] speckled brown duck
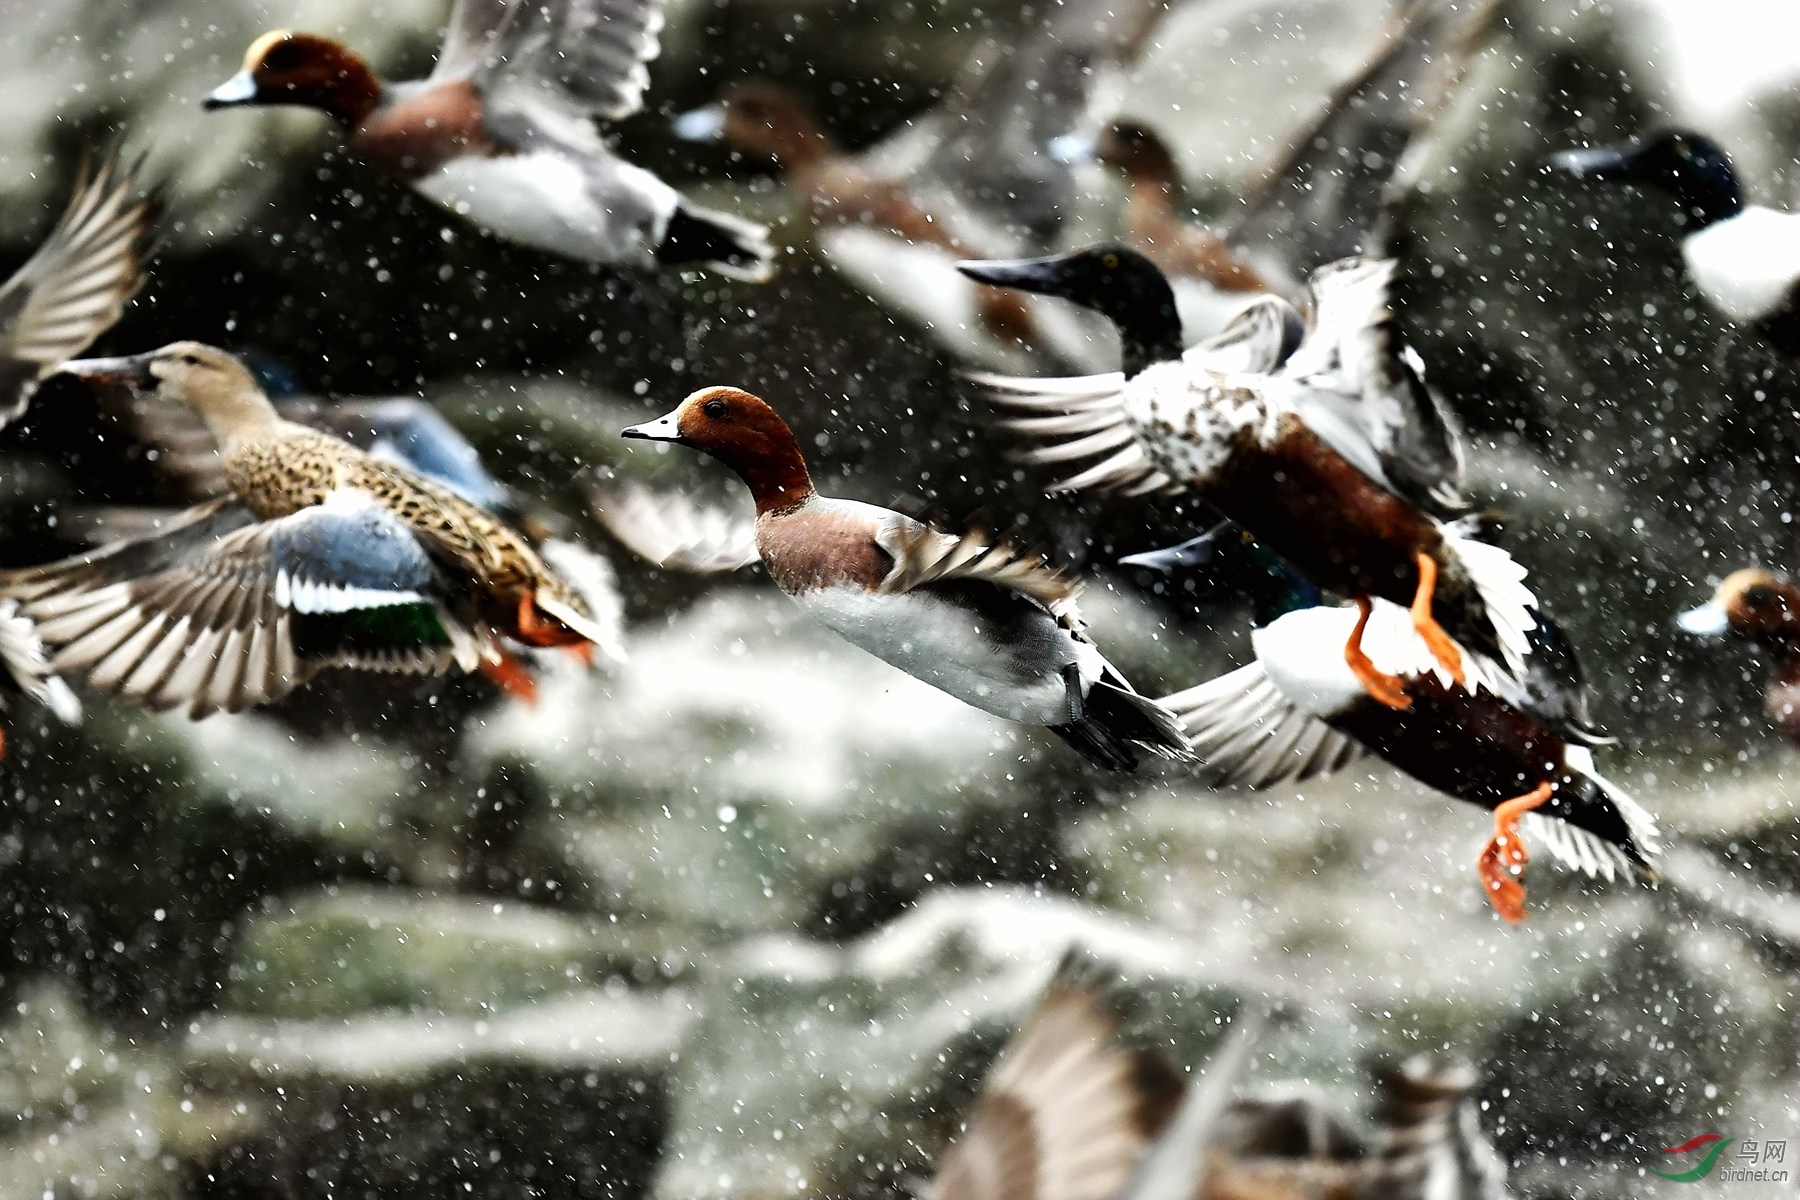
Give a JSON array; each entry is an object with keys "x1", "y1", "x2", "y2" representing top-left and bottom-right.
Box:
[{"x1": 1, "y1": 343, "x2": 618, "y2": 718}]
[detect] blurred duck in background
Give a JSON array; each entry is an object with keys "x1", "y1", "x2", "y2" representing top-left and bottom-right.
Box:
[
  {"x1": 1066, "y1": 0, "x2": 1505, "y2": 334},
  {"x1": 1137, "y1": 524, "x2": 1660, "y2": 922},
  {"x1": 924, "y1": 958, "x2": 1510, "y2": 1200},
  {"x1": 1551, "y1": 129, "x2": 1800, "y2": 357},
  {"x1": 621, "y1": 385, "x2": 1192, "y2": 771},
  {"x1": 676, "y1": 0, "x2": 1175, "y2": 371},
  {"x1": 3, "y1": 344, "x2": 623, "y2": 719},
  {"x1": 204, "y1": 0, "x2": 774, "y2": 280},
  {"x1": 1677, "y1": 569, "x2": 1800, "y2": 745}
]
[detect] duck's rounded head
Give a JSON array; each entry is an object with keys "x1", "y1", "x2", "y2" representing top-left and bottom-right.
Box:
[
  {"x1": 59, "y1": 342, "x2": 274, "y2": 442},
  {"x1": 205, "y1": 30, "x2": 381, "y2": 126},
  {"x1": 622, "y1": 386, "x2": 814, "y2": 513},
  {"x1": 1550, "y1": 129, "x2": 1742, "y2": 228},
  {"x1": 1096, "y1": 121, "x2": 1181, "y2": 189},
  {"x1": 957, "y1": 245, "x2": 1183, "y2": 375},
  {"x1": 956, "y1": 245, "x2": 1165, "y2": 309},
  {"x1": 1678, "y1": 568, "x2": 1800, "y2": 644}
]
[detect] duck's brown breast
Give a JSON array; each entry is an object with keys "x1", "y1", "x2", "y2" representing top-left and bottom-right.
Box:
[
  {"x1": 756, "y1": 503, "x2": 891, "y2": 596},
  {"x1": 354, "y1": 79, "x2": 498, "y2": 180}
]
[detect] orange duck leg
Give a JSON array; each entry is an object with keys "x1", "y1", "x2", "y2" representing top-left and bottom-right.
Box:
[
  {"x1": 1345, "y1": 596, "x2": 1412, "y2": 710},
  {"x1": 1476, "y1": 781, "x2": 1554, "y2": 923},
  {"x1": 1409, "y1": 551, "x2": 1466, "y2": 685},
  {"x1": 481, "y1": 650, "x2": 540, "y2": 706},
  {"x1": 513, "y1": 592, "x2": 587, "y2": 649}
]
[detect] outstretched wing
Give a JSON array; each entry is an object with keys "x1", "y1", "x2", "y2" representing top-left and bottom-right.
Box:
[
  {"x1": 964, "y1": 371, "x2": 1179, "y2": 497},
  {"x1": 5, "y1": 493, "x2": 484, "y2": 718},
  {"x1": 875, "y1": 516, "x2": 1081, "y2": 620},
  {"x1": 0, "y1": 145, "x2": 159, "y2": 427},
  {"x1": 1161, "y1": 660, "x2": 1370, "y2": 789},
  {"x1": 588, "y1": 479, "x2": 761, "y2": 574},
  {"x1": 476, "y1": 0, "x2": 669, "y2": 125},
  {"x1": 924, "y1": 967, "x2": 1179, "y2": 1200},
  {"x1": 1285, "y1": 256, "x2": 1467, "y2": 518}
]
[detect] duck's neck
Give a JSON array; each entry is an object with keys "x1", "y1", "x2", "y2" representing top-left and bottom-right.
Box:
[
  {"x1": 316, "y1": 52, "x2": 385, "y2": 129},
  {"x1": 1676, "y1": 161, "x2": 1745, "y2": 230},
  {"x1": 1117, "y1": 284, "x2": 1185, "y2": 379},
  {"x1": 732, "y1": 446, "x2": 816, "y2": 516},
  {"x1": 195, "y1": 387, "x2": 287, "y2": 456}
]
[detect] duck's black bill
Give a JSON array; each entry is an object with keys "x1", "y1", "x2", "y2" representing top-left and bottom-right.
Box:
[
  {"x1": 955, "y1": 254, "x2": 1069, "y2": 295},
  {"x1": 203, "y1": 72, "x2": 260, "y2": 110},
  {"x1": 1547, "y1": 145, "x2": 1637, "y2": 182},
  {"x1": 1118, "y1": 529, "x2": 1232, "y2": 576},
  {"x1": 56, "y1": 354, "x2": 154, "y2": 390}
]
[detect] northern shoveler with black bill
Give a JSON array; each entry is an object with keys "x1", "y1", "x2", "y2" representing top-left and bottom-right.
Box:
[
  {"x1": 3, "y1": 344, "x2": 619, "y2": 717},
  {"x1": 1136, "y1": 524, "x2": 1658, "y2": 922},
  {"x1": 204, "y1": 0, "x2": 773, "y2": 280},
  {"x1": 958, "y1": 245, "x2": 1537, "y2": 714},
  {"x1": 1551, "y1": 130, "x2": 1800, "y2": 357},
  {"x1": 621, "y1": 385, "x2": 1191, "y2": 771}
]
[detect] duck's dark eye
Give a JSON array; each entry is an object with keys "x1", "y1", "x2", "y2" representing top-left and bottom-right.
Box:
[
  {"x1": 261, "y1": 40, "x2": 303, "y2": 71},
  {"x1": 703, "y1": 398, "x2": 728, "y2": 419},
  {"x1": 1744, "y1": 585, "x2": 1780, "y2": 608},
  {"x1": 179, "y1": 354, "x2": 201, "y2": 367},
  {"x1": 1102, "y1": 253, "x2": 1120, "y2": 269}
]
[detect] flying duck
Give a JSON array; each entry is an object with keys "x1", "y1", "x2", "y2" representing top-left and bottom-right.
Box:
[
  {"x1": 1139, "y1": 525, "x2": 1658, "y2": 922},
  {"x1": 958, "y1": 245, "x2": 1537, "y2": 714},
  {"x1": 204, "y1": 0, "x2": 774, "y2": 281},
  {"x1": 1677, "y1": 568, "x2": 1800, "y2": 745},
  {"x1": 674, "y1": 0, "x2": 1170, "y2": 369},
  {"x1": 620, "y1": 385, "x2": 1191, "y2": 771},
  {"x1": 2, "y1": 343, "x2": 619, "y2": 718},
  {"x1": 1550, "y1": 129, "x2": 1800, "y2": 355}
]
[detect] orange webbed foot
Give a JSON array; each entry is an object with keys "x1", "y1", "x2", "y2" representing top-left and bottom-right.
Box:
[
  {"x1": 1476, "y1": 780, "x2": 1554, "y2": 923},
  {"x1": 481, "y1": 650, "x2": 541, "y2": 707},
  {"x1": 1410, "y1": 551, "x2": 1465, "y2": 685},
  {"x1": 1346, "y1": 596, "x2": 1412, "y2": 710}
]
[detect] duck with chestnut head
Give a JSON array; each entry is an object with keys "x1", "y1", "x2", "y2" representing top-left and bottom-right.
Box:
[
  {"x1": 1678, "y1": 568, "x2": 1800, "y2": 743},
  {"x1": 621, "y1": 385, "x2": 1191, "y2": 772},
  {"x1": 204, "y1": 0, "x2": 773, "y2": 281}
]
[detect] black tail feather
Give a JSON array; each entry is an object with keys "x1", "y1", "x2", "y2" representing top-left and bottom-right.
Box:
[
  {"x1": 656, "y1": 203, "x2": 775, "y2": 282},
  {"x1": 1051, "y1": 679, "x2": 1191, "y2": 773}
]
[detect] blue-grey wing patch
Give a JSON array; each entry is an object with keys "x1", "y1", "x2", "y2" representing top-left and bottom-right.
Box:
[
  {"x1": 1, "y1": 492, "x2": 484, "y2": 719},
  {"x1": 265, "y1": 490, "x2": 438, "y2": 611},
  {"x1": 338, "y1": 398, "x2": 511, "y2": 512}
]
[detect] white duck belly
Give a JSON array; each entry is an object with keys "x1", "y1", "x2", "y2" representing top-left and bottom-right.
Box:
[
  {"x1": 415, "y1": 151, "x2": 675, "y2": 266},
  {"x1": 790, "y1": 584, "x2": 1101, "y2": 725},
  {"x1": 1682, "y1": 206, "x2": 1800, "y2": 323}
]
